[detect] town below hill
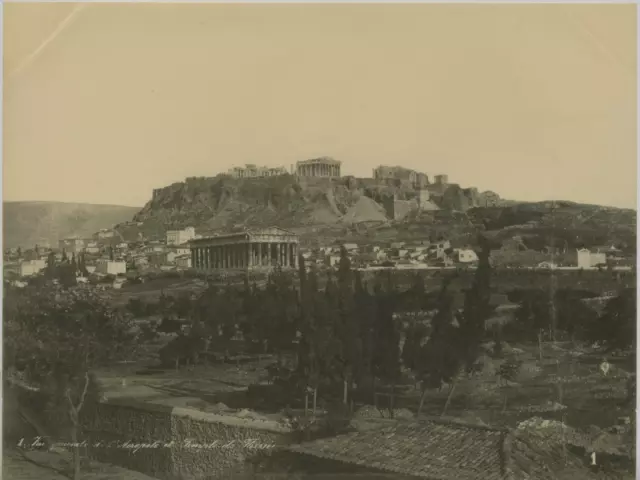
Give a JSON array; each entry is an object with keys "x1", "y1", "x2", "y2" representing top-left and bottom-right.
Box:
[{"x1": 4, "y1": 161, "x2": 636, "y2": 278}]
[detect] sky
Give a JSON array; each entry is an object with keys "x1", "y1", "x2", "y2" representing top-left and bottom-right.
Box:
[{"x1": 3, "y1": 3, "x2": 637, "y2": 209}]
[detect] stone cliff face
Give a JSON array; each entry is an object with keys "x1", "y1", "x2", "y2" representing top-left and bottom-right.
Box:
[
  {"x1": 134, "y1": 174, "x2": 504, "y2": 235},
  {"x1": 128, "y1": 174, "x2": 633, "y2": 250}
]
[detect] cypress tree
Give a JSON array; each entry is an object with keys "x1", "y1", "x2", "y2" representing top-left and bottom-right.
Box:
[
  {"x1": 414, "y1": 273, "x2": 460, "y2": 415},
  {"x1": 71, "y1": 253, "x2": 77, "y2": 273},
  {"x1": 458, "y1": 235, "x2": 494, "y2": 372},
  {"x1": 46, "y1": 252, "x2": 57, "y2": 278}
]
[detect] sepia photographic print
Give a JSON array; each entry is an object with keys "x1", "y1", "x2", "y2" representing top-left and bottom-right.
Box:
[{"x1": 2, "y1": 2, "x2": 637, "y2": 480}]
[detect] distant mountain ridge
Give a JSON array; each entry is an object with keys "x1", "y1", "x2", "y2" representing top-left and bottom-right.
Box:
[{"x1": 3, "y1": 201, "x2": 140, "y2": 249}]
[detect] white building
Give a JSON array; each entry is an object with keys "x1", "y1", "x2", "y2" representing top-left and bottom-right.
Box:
[
  {"x1": 144, "y1": 244, "x2": 166, "y2": 254},
  {"x1": 95, "y1": 259, "x2": 127, "y2": 275},
  {"x1": 97, "y1": 230, "x2": 115, "y2": 239},
  {"x1": 429, "y1": 240, "x2": 452, "y2": 260},
  {"x1": 326, "y1": 255, "x2": 341, "y2": 267},
  {"x1": 166, "y1": 227, "x2": 196, "y2": 246},
  {"x1": 20, "y1": 259, "x2": 46, "y2": 277},
  {"x1": 576, "y1": 248, "x2": 607, "y2": 269},
  {"x1": 170, "y1": 246, "x2": 191, "y2": 256},
  {"x1": 455, "y1": 248, "x2": 479, "y2": 264}
]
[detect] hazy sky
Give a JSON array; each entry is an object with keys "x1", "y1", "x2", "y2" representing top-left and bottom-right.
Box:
[{"x1": 4, "y1": 3, "x2": 637, "y2": 208}]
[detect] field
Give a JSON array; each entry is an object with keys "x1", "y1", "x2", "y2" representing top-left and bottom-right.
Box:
[{"x1": 96, "y1": 332, "x2": 635, "y2": 435}]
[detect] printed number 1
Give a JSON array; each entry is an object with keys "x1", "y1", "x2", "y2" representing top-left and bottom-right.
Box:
[{"x1": 591, "y1": 452, "x2": 596, "y2": 466}]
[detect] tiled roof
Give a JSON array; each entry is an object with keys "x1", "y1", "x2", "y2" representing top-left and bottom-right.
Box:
[{"x1": 287, "y1": 418, "x2": 595, "y2": 480}]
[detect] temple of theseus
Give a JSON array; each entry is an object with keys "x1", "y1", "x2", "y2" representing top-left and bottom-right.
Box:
[{"x1": 189, "y1": 227, "x2": 299, "y2": 270}]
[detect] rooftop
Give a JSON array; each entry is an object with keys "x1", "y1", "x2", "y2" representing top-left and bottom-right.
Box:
[
  {"x1": 296, "y1": 157, "x2": 341, "y2": 165},
  {"x1": 287, "y1": 417, "x2": 596, "y2": 480},
  {"x1": 189, "y1": 227, "x2": 298, "y2": 244}
]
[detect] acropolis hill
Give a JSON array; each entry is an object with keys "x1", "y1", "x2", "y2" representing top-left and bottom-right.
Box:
[
  {"x1": 137, "y1": 161, "x2": 502, "y2": 235},
  {"x1": 130, "y1": 159, "x2": 635, "y2": 250}
]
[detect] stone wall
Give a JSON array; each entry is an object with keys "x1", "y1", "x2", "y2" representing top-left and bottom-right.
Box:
[
  {"x1": 393, "y1": 199, "x2": 416, "y2": 221},
  {"x1": 83, "y1": 399, "x2": 293, "y2": 480},
  {"x1": 380, "y1": 195, "x2": 418, "y2": 221}
]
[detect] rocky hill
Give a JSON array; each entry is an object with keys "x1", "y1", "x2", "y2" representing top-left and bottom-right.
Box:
[
  {"x1": 3, "y1": 202, "x2": 140, "y2": 249},
  {"x1": 131, "y1": 174, "x2": 635, "y2": 250},
  {"x1": 134, "y1": 174, "x2": 499, "y2": 232}
]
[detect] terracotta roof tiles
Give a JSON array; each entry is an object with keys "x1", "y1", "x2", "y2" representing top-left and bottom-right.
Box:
[{"x1": 287, "y1": 418, "x2": 596, "y2": 480}]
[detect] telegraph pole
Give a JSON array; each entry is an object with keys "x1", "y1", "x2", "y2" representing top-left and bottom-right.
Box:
[{"x1": 549, "y1": 201, "x2": 558, "y2": 343}]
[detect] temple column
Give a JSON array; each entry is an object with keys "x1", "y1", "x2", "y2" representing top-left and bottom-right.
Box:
[
  {"x1": 247, "y1": 243, "x2": 252, "y2": 268},
  {"x1": 284, "y1": 243, "x2": 290, "y2": 266},
  {"x1": 222, "y1": 245, "x2": 227, "y2": 269}
]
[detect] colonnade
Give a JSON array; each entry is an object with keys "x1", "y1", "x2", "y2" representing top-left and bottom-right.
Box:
[
  {"x1": 297, "y1": 163, "x2": 340, "y2": 177},
  {"x1": 191, "y1": 242, "x2": 298, "y2": 270}
]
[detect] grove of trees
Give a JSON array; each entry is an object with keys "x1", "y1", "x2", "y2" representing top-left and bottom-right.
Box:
[{"x1": 5, "y1": 234, "x2": 635, "y2": 477}]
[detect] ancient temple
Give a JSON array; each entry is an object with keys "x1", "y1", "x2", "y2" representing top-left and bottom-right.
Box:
[
  {"x1": 296, "y1": 157, "x2": 341, "y2": 177},
  {"x1": 189, "y1": 227, "x2": 299, "y2": 270}
]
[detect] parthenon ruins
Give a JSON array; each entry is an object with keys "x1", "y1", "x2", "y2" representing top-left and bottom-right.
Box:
[
  {"x1": 190, "y1": 227, "x2": 299, "y2": 270},
  {"x1": 296, "y1": 157, "x2": 341, "y2": 177}
]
